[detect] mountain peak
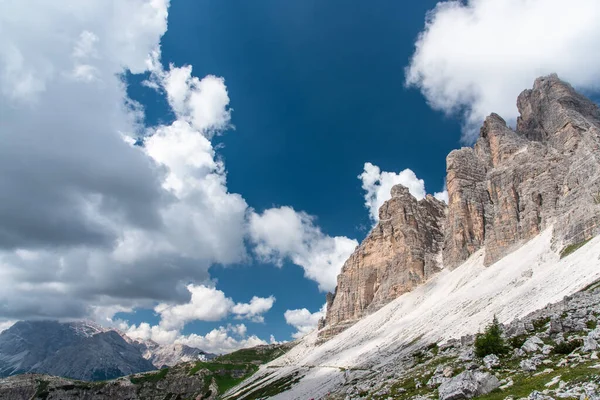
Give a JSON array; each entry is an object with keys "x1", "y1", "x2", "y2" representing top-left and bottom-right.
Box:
[{"x1": 321, "y1": 76, "x2": 600, "y2": 338}]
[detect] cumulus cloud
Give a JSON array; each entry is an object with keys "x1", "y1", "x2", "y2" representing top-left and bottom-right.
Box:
[
  {"x1": 124, "y1": 321, "x2": 266, "y2": 354},
  {"x1": 0, "y1": 0, "x2": 251, "y2": 321},
  {"x1": 176, "y1": 326, "x2": 268, "y2": 355},
  {"x1": 120, "y1": 285, "x2": 275, "y2": 354},
  {"x1": 249, "y1": 207, "x2": 358, "y2": 292},
  {"x1": 406, "y1": 0, "x2": 600, "y2": 141},
  {"x1": 359, "y1": 163, "x2": 425, "y2": 223},
  {"x1": 232, "y1": 296, "x2": 276, "y2": 323},
  {"x1": 434, "y1": 190, "x2": 449, "y2": 204},
  {"x1": 0, "y1": 0, "x2": 358, "y2": 351},
  {"x1": 161, "y1": 66, "x2": 232, "y2": 137},
  {"x1": 155, "y1": 285, "x2": 275, "y2": 330},
  {"x1": 284, "y1": 304, "x2": 326, "y2": 339}
]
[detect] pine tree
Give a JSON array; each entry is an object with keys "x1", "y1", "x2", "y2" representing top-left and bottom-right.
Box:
[{"x1": 474, "y1": 316, "x2": 509, "y2": 358}]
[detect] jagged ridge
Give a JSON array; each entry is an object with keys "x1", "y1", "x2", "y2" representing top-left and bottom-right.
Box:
[{"x1": 322, "y1": 75, "x2": 600, "y2": 337}]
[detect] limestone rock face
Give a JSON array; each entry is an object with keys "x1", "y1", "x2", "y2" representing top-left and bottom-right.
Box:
[
  {"x1": 320, "y1": 186, "x2": 446, "y2": 338},
  {"x1": 321, "y1": 74, "x2": 600, "y2": 338},
  {"x1": 445, "y1": 74, "x2": 600, "y2": 267}
]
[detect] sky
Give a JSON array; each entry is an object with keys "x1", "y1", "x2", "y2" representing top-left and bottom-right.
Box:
[{"x1": 1, "y1": 0, "x2": 600, "y2": 354}]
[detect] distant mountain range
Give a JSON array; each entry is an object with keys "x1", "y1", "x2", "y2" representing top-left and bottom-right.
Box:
[{"x1": 0, "y1": 320, "x2": 215, "y2": 381}]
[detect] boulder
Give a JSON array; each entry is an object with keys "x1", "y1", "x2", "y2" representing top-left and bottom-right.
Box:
[
  {"x1": 483, "y1": 354, "x2": 500, "y2": 369},
  {"x1": 522, "y1": 336, "x2": 544, "y2": 353},
  {"x1": 520, "y1": 358, "x2": 540, "y2": 372},
  {"x1": 438, "y1": 371, "x2": 500, "y2": 400},
  {"x1": 583, "y1": 337, "x2": 599, "y2": 352}
]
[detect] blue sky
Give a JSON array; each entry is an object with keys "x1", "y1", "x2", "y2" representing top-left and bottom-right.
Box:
[
  {"x1": 120, "y1": 0, "x2": 461, "y2": 343},
  {"x1": 3, "y1": 0, "x2": 600, "y2": 353}
]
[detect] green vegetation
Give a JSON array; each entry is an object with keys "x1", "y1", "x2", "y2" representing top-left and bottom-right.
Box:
[
  {"x1": 228, "y1": 372, "x2": 302, "y2": 400},
  {"x1": 34, "y1": 379, "x2": 50, "y2": 400},
  {"x1": 560, "y1": 238, "x2": 592, "y2": 258},
  {"x1": 388, "y1": 373, "x2": 433, "y2": 399},
  {"x1": 587, "y1": 320, "x2": 598, "y2": 329},
  {"x1": 532, "y1": 316, "x2": 551, "y2": 331},
  {"x1": 215, "y1": 345, "x2": 290, "y2": 365},
  {"x1": 426, "y1": 342, "x2": 439, "y2": 356},
  {"x1": 509, "y1": 334, "x2": 527, "y2": 349},
  {"x1": 552, "y1": 339, "x2": 582, "y2": 355},
  {"x1": 476, "y1": 362, "x2": 599, "y2": 400},
  {"x1": 189, "y1": 361, "x2": 259, "y2": 395},
  {"x1": 129, "y1": 367, "x2": 169, "y2": 384},
  {"x1": 187, "y1": 344, "x2": 293, "y2": 397},
  {"x1": 474, "y1": 316, "x2": 509, "y2": 358}
]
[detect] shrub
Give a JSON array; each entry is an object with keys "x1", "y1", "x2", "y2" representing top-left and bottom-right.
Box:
[
  {"x1": 552, "y1": 339, "x2": 582, "y2": 355},
  {"x1": 532, "y1": 317, "x2": 550, "y2": 331},
  {"x1": 474, "y1": 316, "x2": 509, "y2": 358},
  {"x1": 560, "y1": 238, "x2": 592, "y2": 259},
  {"x1": 509, "y1": 335, "x2": 527, "y2": 349}
]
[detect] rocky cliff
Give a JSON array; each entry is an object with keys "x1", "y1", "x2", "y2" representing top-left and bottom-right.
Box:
[
  {"x1": 321, "y1": 74, "x2": 600, "y2": 337},
  {"x1": 445, "y1": 74, "x2": 600, "y2": 268},
  {"x1": 320, "y1": 186, "x2": 446, "y2": 337}
]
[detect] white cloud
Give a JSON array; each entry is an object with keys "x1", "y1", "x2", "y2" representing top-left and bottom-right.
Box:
[
  {"x1": 0, "y1": 0, "x2": 251, "y2": 321},
  {"x1": 0, "y1": 320, "x2": 16, "y2": 333},
  {"x1": 359, "y1": 162, "x2": 426, "y2": 223},
  {"x1": 121, "y1": 287, "x2": 275, "y2": 354},
  {"x1": 406, "y1": 0, "x2": 600, "y2": 141},
  {"x1": 155, "y1": 285, "x2": 275, "y2": 330},
  {"x1": 229, "y1": 323, "x2": 248, "y2": 337},
  {"x1": 232, "y1": 296, "x2": 276, "y2": 323},
  {"x1": 0, "y1": 0, "x2": 359, "y2": 345},
  {"x1": 156, "y1": 285, "x2": 234, "y2": 330},
  {"x1": 284, "y1": 304, "x2": 326, "y2": 339},
  {"x1": 249, "y1": 207, "x2": 358, "y2": 292},
  {"x1": 124, "y1": 322, "x2": 268, "y2": 355},
  {"x1": 434, "y1": 190, "x2": 449, "y2": 204},
  {"x1": 158, "y1": 64, "x2": 232, "y2": 138},
  {"x1": 176, "y1": 326, "x2": 268, "y2": 355}
]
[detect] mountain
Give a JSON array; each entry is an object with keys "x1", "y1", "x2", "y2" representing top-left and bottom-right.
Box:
[
  {"x1": 0, "y1": 342, "x2": 294, "y2": 400},
  {"x1": 321, "y1": 74, "x2": 600, "y2": 338},
  {"x1": 2, "y1": 75, "x2": 599, "y2": 400},
  {"x1": 140, "y1": 342, "x2": 216, "y2": 368},
  {"x1": 0, "y1": 320, "x2": 214, "y2": 381},
  {"x1": 222, "y1": 75, "x2": 600, "y2": 399},
  {"x1": 0, "y1": 321, "x2": 154, "y2": 381}
]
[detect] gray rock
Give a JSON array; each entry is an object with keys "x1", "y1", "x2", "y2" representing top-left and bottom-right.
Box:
[
  {"x1": 528, "y1": 390, "x2": 555, "y2": 400},
  {"x1": 459, "y1": 348, "x2": 475, "y2": 361},
  {"x1": 542, "y1": 345, "x2": 554, "y2": 355},
  {"x1": 589, "y1": 328, "x2": 600, "y2": 341},
  {"x1": 483, "y1": 354, "x2": 500, "y2": 369},
  {"x1": 438, "y1": 371, "x2": 500, "y2": 400},
  {"x1": 428, "y1": 375, "x2": 450, "y2": 388},
  {"x1": 520, "y1": 358, "x2": 540, "y2": 372},
  {"x1": 548, "y1": 317, "x2": 564, "y2": 334},
  {"x1": 522, "y1": 336, "x2": 544, "y2": 353},
  {"x1": 583, "y1": 337, "x2": 599, "y2": 352}
]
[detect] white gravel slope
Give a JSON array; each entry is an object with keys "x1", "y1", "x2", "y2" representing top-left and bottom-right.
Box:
[{"x1": 228, "y1": 229, "x2": 600, "y2": 399}]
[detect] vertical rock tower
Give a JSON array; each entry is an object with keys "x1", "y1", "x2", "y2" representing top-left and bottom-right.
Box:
[
  {"x1": 319, "y1": 186, "x2": 446, "y2": 338},
  {"x1": 320, "y1": 75, "x2": 600, "y2": 338}
]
